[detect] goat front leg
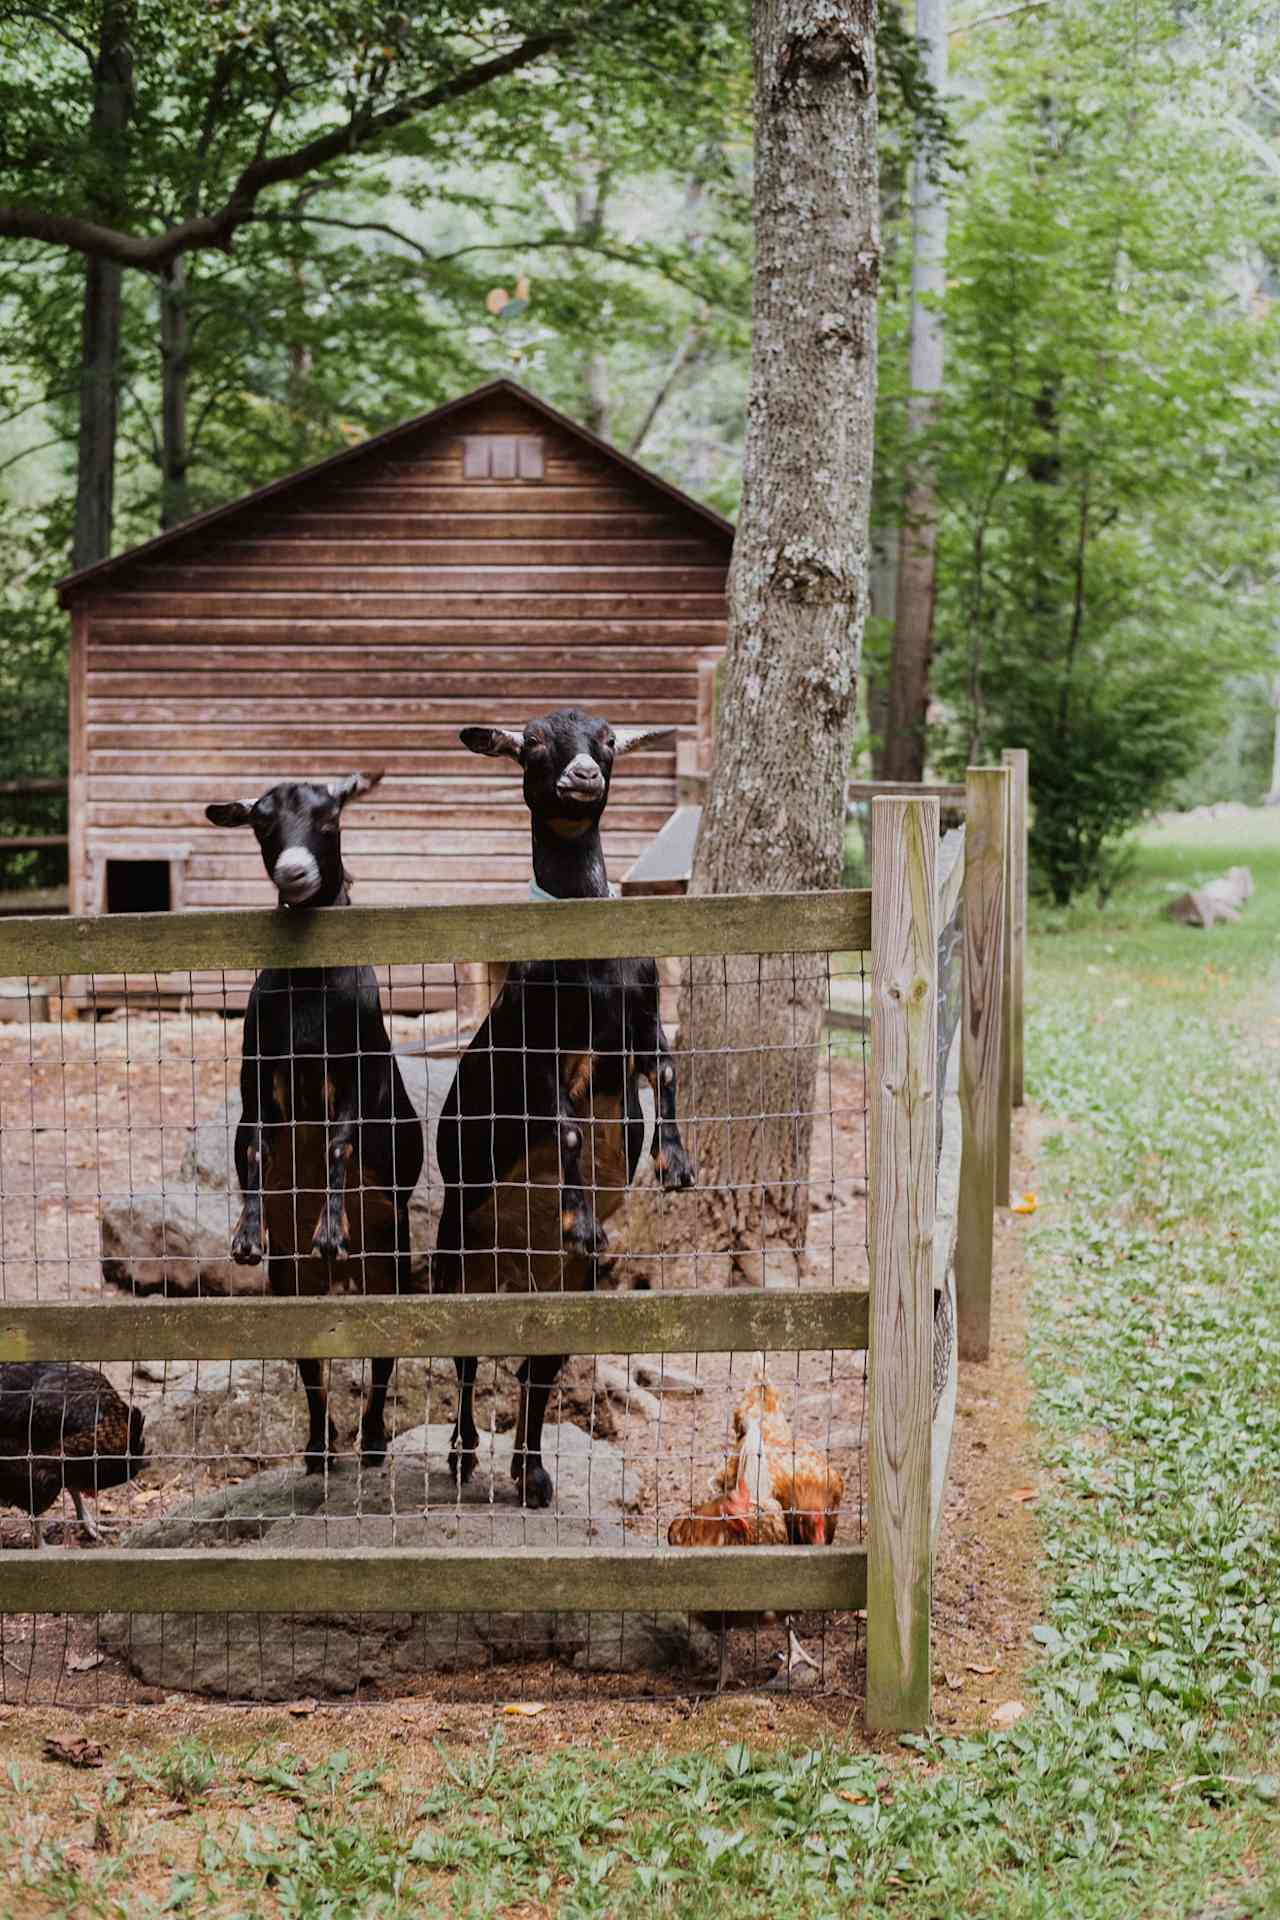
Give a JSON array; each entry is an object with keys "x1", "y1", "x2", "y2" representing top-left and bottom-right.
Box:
[
  {"x1": 557, "y1": 1093, "x2": 607, "y2": 1256},
  {"x1": 511, "y1": 1352, "x2": 567, "y2": 1508},
  {"x1": 232, "y1": 1115, "x2": 266, "y2": 1266},
  {"x1": 312, "y1": 1085, "x2": 357, "y2": 1263},
  {"x1": 232, "y1": 1023, "x2": 274, "y2": 1265},
  {"x1": 640, "y1": 1025, "x2": 695, "y2": 1191}
]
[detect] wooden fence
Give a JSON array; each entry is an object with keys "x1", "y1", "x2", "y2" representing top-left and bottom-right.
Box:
[{"x1": 0, "y1": 792, "x2": 1015, "y2": 1728}]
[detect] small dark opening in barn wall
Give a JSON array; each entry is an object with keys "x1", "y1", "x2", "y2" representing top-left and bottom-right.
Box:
[{"x1": 105, "y1": 859, "x2": 171, "y2": 914}]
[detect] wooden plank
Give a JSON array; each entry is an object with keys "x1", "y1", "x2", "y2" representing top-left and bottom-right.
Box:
[
  {"x1": 0, "y1": 778, "x2": 68, "y2": 796},
  {"x1": 1002, "y1": 747, "x2": 1028, "y2": 1110},
  {"x1": 262, "y1": 512, "x2": 680, "y2": 539},
  {"x1": 996, "y1": 774, "x2": 1014, "y2": 1207},
  {"x1": 0, "y1": 888, "x2": 872, "y2": 976},
  {"x1": 0, "y1": 1287, "x2": 869, "y2": 1365},
  {"x1": 92, "y1": 595, "x2": 726, "y2": 622},
  {"x1": 213, "y1": 540, "x2": 724, "y2": 568},
  {"x1": 0, "y1": 835, "x2": 68, "y2": 850},
  {"x1": 847, "y1": 780, "x2": 967, "y2": 803},
  {"x1": 866, "y1": 796, "x2": 938, "y2": 1733},
  {"x1": 137, "y1": 567, "x2": 728, "y2": 596},
  {"x1": 91, "y1": 646, "x2": 710, "y2": 676},
  {"x1": 620, "y1": 806, "x2": 701, "y2": 894},
  {"x1": 90, "y1": 620, "x2": 730, "y2": 647},
  {"x1": 931, "y1": 1023, "x2": 963, "y2": 1549},
  {"x1": 0, "y1": 1543, "x2": 865, "y2": 1618},
  {"x1": 954, "y1": 769, "x2": 1009, "y2": 1364}
]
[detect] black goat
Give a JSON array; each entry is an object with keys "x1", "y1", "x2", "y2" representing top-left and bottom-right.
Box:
[
  {"x1": 435, "y1": 709, "x2": 694, "y2": 1507},
  {"x1": 205, "y1": 773, "x2": 424, "y2": 1471}
]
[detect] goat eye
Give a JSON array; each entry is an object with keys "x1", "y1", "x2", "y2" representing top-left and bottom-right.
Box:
[{"x1": 603, "y1": 734, "x2": 616, "y2": 752}]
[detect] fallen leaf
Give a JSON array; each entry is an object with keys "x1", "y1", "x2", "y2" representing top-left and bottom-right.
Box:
[
  {"x1": 501, "y1": 1702, "x2": 547, "y2": 1717},
  {"x1": 942, "y1": 1671, "x2": 964, "y2": 1691},
  {"x1": 1011, "y1": 1192, "x2": 1038, "y2": 1215},
  {"x1": 65, "y1": 1650, "x2": 106, "y2": 1673},
  {"x1": 991, "y1": 1701, "x2": 1027, "y2": 1729},
  {"x1": 1008, "y1": 1487, "x2": 1038, "y2": 1503},
  {"x1": 966, "y1": 1661, "x2": 999, "y2": 1675},
  {"x1": 838, "y1": 1788, "x2": 871, "y2": 1804},
  {"x1": 44, "y1": 1735, "x2": 104, "y2": 1769},
  {"x1": 288, "y1": 1699, "x2": 317, "y2": 1717}
]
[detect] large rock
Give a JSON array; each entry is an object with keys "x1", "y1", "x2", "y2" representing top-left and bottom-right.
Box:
[
  {"x1": 102, "y1": 1052, "x2": 452, "y2": 1297},
  {"x1": 102, "y1": 1422, "x2": 718, "y2": 1696},
  {"x1": 101, "y1": 1186, "x2": 267, "y2": 1298}
]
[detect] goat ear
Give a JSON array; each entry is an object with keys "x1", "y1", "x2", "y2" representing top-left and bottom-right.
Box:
[
  {"x1": 205, "y1": 800, "x2": 253, "y2": 828},
  {"x1": 459, "y1": 726, "x2": 525, "y2": 763},
  {"x1": 612, "y1": 724, "x2": 677, "y2": 757},
  {"x1": 329, "y1": 770, "x2": 383, "y2": 807}
]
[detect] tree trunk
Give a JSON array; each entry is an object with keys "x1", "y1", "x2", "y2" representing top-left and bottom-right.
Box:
[
  {"x1": 1265, "y1": 671, "x2": 1280, "y2": 806},
  {"x1": 881, "y1": 0, "x2": 947, "y2": 783},
  {"x1": 71, "y1": 5, "x2": 133, "y2": 572},
  {"x1": 159, "y1": 259, "x2": 190, "y2": 529},
  {"x1": 674, "y1": 0, "x2": 879, "y2": 1284},
  {"x1": 575, "y1": 177, "x2": 611, "y2": 439}
]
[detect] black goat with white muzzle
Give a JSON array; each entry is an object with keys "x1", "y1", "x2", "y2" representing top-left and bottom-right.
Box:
[
  {"x1": 434, "y1": 709, "x2": 695, "y2": 1508},
  {"x1": 205, "y1": 773, "x2": 424, "y2": 1472}
]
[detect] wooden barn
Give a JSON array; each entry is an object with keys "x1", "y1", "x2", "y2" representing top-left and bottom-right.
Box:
[{"x1": 57, "y1": 380, "x2": 731, "y2": 973}]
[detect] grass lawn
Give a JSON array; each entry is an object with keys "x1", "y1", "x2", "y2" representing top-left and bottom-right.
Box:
[{"x1": 0, "y1": 811, "x2": 1278, "y2": 1917}]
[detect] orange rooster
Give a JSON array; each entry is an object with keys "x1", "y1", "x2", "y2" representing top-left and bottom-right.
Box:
[{"x1": 717, "y1": 1377, "x2": 845, "y2": 1547}]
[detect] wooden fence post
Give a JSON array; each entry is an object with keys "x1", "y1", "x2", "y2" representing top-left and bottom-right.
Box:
[
  {"x1": 955, "y1": 768, "x2": 1009, "y2": 1362},
  {"x1": 995, "y1": 780, "x2": 1013, "y2": 1207},
  {"x1": 1001, "y1": 748, "x2": 1028, "y2": 1109},
  {"x1": 867, "y1": 795, "x2": 938, "y2": 1732}
]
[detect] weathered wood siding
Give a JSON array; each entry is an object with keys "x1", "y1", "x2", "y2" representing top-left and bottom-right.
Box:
[{"x1": 69, "y1": 392, "x2": 731, "y2": 924}]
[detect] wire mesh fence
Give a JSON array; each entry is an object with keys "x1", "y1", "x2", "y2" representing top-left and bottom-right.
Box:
[{"x1": 0, "y1": 919, "x2": 872, "y2": 1706}]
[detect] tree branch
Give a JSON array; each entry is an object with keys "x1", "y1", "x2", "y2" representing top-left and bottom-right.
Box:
[
  {"x1": 0, "y1": 28, "x2": 571, "y2": 272},
  {"x1": 0, "y1": 433, "x2": 72, "y2": 477},
  {"x1": 3, "y1": 4, "x2": 95, "y2": 61},
  {"x1": 950, "y1": 0, "x2": 1049, "y2": 32},
  {"x1": 629, "y1": 325, "x2": 703, "y2": 455}
]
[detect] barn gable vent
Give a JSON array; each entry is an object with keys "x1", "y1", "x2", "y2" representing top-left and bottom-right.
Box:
[{"x1": 462, "y1": 434, "x2": 544, "y2": 481}]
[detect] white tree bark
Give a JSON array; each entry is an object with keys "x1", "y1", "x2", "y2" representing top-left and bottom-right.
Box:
[
  {"x1": 1265, "y1": 671, "x2": 1280, "y2": 805},
  {"x1": 676, "y1": 0, "x2": 879, "y2": 1279},
  {"x1": 883, "y1": 0, "x2": 948, "y2": 782}
]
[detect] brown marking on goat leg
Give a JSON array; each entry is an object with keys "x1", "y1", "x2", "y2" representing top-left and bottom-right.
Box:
[
  {"x1": 566, "y1": 1053, "x2": 593, "y2": 1105},
  {"x1": 272, "y1": 1070, "x2": 292, "y2": 1122}
]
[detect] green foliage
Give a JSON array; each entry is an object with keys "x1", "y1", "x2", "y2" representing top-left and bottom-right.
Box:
[{"x1": 928, "y1": 0, "x2": 1280, "y2": 899}]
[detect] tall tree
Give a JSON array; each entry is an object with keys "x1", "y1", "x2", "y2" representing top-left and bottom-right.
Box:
[
  {"x1": 881, "y1": 0, "x2": 947, "y2": 781},
  {"x1": 0, "y1": 0, "x2": 738, "y2": 560},
  {"x1": 677, "y1": 0, "x2": 879, "y2": 1281},
  {"x1": 71, "y1": 0, "x2": 132, "y2": 568}
]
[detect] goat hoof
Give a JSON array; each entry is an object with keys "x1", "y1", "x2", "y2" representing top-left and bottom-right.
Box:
[
  {"x1": 448, "y1": 1445, "x2": 478, "y2": 1487},
  {"x1": 361, "y1": 1439, "x2": 388, "y2": 1469},
  {"x1": 513, "y1": 1459, "x2": 554, "y2": 1509},
  {"x1": 565, "y1": 1212, "x2": 607, "y2": 1257},
  {"x1": 231, "y1": 1232, "x2": 263, "y2": 1266},
  {"x1": 657, "y1": 1146, "x2": 695, "y2": 1191},
  {"x1": 312, "y1": 1228, "x2": 349, "y2": 1263}
]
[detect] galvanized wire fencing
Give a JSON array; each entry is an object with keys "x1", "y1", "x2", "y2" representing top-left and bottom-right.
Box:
[{"x1": 0, "y1": 880, "x2": 913, "y2": 1711}]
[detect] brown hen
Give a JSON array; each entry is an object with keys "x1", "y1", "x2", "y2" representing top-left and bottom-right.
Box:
[{"x1": 718, "y1": 1376, "x2": 845, "y2": 1547}]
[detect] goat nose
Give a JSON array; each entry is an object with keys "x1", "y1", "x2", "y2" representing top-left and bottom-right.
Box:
[
  {"x1": 556, "y1": 753, "x2": 604, "y2": 796},
  {"x1": 272, "y1": 847, "x2": 321, "y2": 902}
]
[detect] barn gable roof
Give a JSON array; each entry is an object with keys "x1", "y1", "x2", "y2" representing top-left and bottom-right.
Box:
[{"x1": 57, "y1": 378, "x2": 735, "y2": 607}]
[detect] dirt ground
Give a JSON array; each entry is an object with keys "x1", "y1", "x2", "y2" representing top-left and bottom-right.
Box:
[{"x1": 0, "y1": 1008, "x2": 1040, "y2": 1728}]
